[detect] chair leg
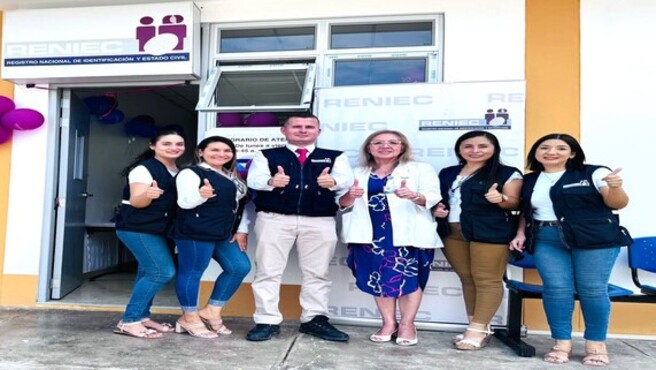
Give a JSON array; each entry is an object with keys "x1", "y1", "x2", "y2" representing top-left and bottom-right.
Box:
[{"x1": 493, "y1": 291, "x2": 536, "y2": 357}]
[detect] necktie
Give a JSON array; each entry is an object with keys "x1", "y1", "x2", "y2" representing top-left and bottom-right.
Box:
[{"x1": 296, "y1": 148, "x2": 308, "y2": 165}]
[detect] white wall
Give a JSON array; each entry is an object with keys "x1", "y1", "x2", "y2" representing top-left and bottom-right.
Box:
[
  {"x1": 2, "y1": 0, "x2": 526, "y2": 281},
  {"x1": 199, "y1": 0, "x2": 525, "y2": 83},
  {"x1": 4, "y1": 85, "x2": 55, "y2": 275},
  {"x1": 581, "y1": 0, "x2": 656, "y2": 286}
]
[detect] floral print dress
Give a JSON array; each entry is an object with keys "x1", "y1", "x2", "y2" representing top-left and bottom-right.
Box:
[{"x1": 347, "y1": 173, "x2": 434, "y2": 298}]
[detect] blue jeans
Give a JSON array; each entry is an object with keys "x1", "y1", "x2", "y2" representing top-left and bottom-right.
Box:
[
  {"x1": 532, "y1": 226, "x2": 620, "y2": 341},
  {"x1": 175, "y1": 239, "x2": 251, "y2": 312},
  {"x1": 116, "y1": 230, "x2": 176, "y2": 324}
]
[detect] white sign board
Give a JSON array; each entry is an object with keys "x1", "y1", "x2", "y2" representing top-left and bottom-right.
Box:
[
  {"x1": 204, "y1": 127, "x2": 287, "y2": 161},
  {"x1": 1, "y1": 1, "x2": 200, "y2": 83},
  {"x1": 316, "y1": 81, "x2": 526, "y2": 325}
]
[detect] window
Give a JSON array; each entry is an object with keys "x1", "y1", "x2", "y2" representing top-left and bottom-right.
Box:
[
  {"x1": 196, "y1": 63, "x2": 316, "y2": 112},
  {"x1": 199, "y1": 16, "x2": 442, "y2": 121},
  {"x1": 330, "y1": 22, "x2": 433, "y2": 49},
  {"x1": 333, "y1": 58, "x2": 426, "y2": 86},
  {"x1": 219, "y1": 27, "x2": 316, "y2": 53}
]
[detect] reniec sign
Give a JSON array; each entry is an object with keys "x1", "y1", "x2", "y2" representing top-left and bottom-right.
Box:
[{"x1": 1, "y1": 1, "x2": 200, "y2": 83}]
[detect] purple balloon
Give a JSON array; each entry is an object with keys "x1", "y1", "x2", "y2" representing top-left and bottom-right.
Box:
[
  {"x1": 216, "y1": 112, "x2": 243, "y2": 127},
  {"x1": 99, "y1": 109, "x2": 125, "y2": 124},
  {"x1": 0, "y1": 108, "x2": 45, "y2": 131},
  {"x1": 127, "y1": 115, "x2": 156, "y2": 126},
  {"x1": 0, "y1": 96, "x2": 16, "y2": 118},
  {"x1": 0, "y1": 125, "x2": 12, "y2": 144},
  {"x1": 84, "y1": 95, "x2": 117, "y2": 117},
  {"x1": 244, "y1": 112, "x2": 278, "y2": 127}
]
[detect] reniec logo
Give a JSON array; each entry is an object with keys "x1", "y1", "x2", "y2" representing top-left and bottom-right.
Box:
[
  {"x1": 419, "y1": 108, "x2": 512, "y2": 131},
  {"x1": 136, "y1": 15, "x2": 187, "y2": 56}
]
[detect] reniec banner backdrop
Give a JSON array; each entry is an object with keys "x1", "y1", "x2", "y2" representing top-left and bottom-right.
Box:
[{"x1": 316, "y1": 81, "x2": 526, "y2": 326}]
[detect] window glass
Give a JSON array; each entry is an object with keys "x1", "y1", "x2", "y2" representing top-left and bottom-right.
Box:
[
  {"x1": 220, "y1": 27, "x2": 316, "y2": 53},
  {"x1": 196, "y1": 64, "x2": 316, "y2": 112},
  {"x1": 216, "y1": 69, "x2": 308, "y2": 107},
  {"x1": 331, "y1": 22, "x2": 432, "y2": 49},
  {"x1": 333, "y1": 58, "x2": 426, "y2": 86}
]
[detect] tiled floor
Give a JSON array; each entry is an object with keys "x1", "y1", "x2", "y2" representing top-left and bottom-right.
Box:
[{"x1": 51, "y1": 272, "x2": 179, "y2": 308}]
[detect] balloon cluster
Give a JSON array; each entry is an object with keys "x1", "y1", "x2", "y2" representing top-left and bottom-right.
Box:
[
  {"x1": 216, "y1": 112, "x2": 279, "y2": 127},
  {"x1": 124, "y1": 115, "x2": 160, "y2": 138},
  {"x1": 84, "y1": 94, "x2": 183, "y2": 139},
  {"x1": 83, "y1": 94, "x2": 125, "y2": 125},
  {"x1": 0, "y1": 95, "x2": 46, "y2": 144}
]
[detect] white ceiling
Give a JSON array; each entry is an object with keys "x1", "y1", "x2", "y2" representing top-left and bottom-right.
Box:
[{"x1": 0, "y1": 0, "x2": 210, "y2": 11}]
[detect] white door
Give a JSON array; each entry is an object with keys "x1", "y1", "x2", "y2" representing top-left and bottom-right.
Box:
[{"x1": 52, "y1": 90, "x2": 91, "y2": 299}]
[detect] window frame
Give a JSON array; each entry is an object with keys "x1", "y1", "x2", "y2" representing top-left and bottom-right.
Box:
[
  {"x1": 196, "y1": 62, "x2": 317, "y2": 112},
  {"x1": 329, "y1": 21, "x2": 435, "y2": 50},
  {"x1": 197, "y1": 15, "x2": 443, "y2": 132},
  {"x1": 325, "y1": 51, "x2": 440, "y2": 87}
]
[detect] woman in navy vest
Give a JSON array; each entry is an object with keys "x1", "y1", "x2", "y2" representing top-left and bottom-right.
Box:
[
  {"x1": 339, "y1": 130, "x2": 442, "y2": 346},
  {"x1": 433, "y1": 130, "x2": 522, "y2": 350},
  {"x1": 114, "y1": 129, "x2": 186, "y2": 339},
  {"x1": 172, "y1": 136, "x2": 251, "y2": 339},
  {"x1": 509, "y1": 133, "x2": 628, "y2": 366}
]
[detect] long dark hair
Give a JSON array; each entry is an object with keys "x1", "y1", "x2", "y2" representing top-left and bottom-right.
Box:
[
  {"x1": 526, "y1": 133, "x2": 586, "y2": 171},
  {"x1": 120, "y1": 129, "x2": 186, "y2": 177},
  {"x1": 454, "y1": 130, "x2": 502, "y2": 186},
  {"x1": 195, "y1": 136, "x2": 241, "y2": 180}
]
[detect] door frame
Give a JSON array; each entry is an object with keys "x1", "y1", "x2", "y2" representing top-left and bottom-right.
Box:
[
  {"x1": 37, "y1": 81, "x2": 195, "y2": 303},
  {"x1": 37, "y1": 87, "x2": 65, "y2": 303}
]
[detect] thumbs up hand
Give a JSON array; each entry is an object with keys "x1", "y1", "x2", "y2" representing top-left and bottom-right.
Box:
[
  {"x1": 433, "y1": 202, "x2": 449, "y2": 218},
  {"x1": 145, "y1": 180, "x2": 164, "y2": 199},
  {"x1": 348, "y1": 179, "x2": 365, "y2": 198},
  {"x1": 317, "y1": 167, "x2": 337, "y2": 189},
  {"x1": 484, "y1": 183, "x2": 504, "y2": 204},
  {"x1": 394, "y1": 179, "x2": 416, "y2": 200},
  {"x1": 199, "y1": 178, "x2": 216, "y2": 199},
  {"x1": 269, "y1": 166, "x2": 290, "y2": 188},
  {"x1": 602, "y1": 168, "x2": 623, "y2": 189}
]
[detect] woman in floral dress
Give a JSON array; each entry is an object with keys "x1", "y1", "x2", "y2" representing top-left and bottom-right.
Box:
[{"x1": 339, "y1": 130, "x2": 442, "y2": 346}]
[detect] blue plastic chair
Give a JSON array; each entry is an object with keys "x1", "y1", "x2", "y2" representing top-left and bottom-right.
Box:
[
  {"x1": 629, "y1": 237, "x2": 656, "y2": 295},
  {"x1": 505, "y1": 253, "x2": 634, "y2": 298},
  {"x1": 495, "y1": 252, "x2": 634, "y2": 357}
]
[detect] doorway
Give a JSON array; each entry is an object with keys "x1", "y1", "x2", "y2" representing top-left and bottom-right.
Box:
[{"x1": 48, "y1": 84, "x2": 198, "y2": 308}]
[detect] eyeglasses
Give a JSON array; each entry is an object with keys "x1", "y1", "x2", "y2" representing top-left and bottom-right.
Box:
[{"x1": 370, "y1": 141, "x2": 402, "y2": 147}]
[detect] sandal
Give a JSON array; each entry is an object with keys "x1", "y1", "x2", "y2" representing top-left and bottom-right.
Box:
[
  {"x1": 583, "y1": 344, "x2": 609, "y2": 366},
  {"x1": 141, "y1": 318, "x2": 175, "y2": 333},
  {"x1": 395, "y1": 325, "x2": 418, "y2": 346},
  {"x1": 455, "y1": 326, "x2": 493, "y2": 351},
  {"x1": 543, "y1": 345, "x2": 572, "y2": 364},
  {"x1": 199, "y1": 316, "x2": 232, "y2": 335},
  {"x1": 113, "y1": 321, "x2": 163, "y2": 339},
  {"x1": 175, "y1": 319, "x2": 219, "y2": 339},
  {"x1": 452, "y1": 333, "x2": 464, "y2": 345},
  {"x1": 369, "y1": 326, "x2": 398, "y2": 343}
]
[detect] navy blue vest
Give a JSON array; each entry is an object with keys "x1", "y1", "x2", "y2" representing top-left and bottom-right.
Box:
[
  {"x1": 253, "y1": 147, "x2": 341, "y2": 217},
  {"x1": 521, "y1": 165, "x2": 622, "y2": 252},
  {"x1": 115, "y1": 158, "x2": 177, "y2": 235},
  {"x1": 172, "y1": 166, "x2": 239, "y2": 242},
  {"x1": 438, "y1": 164, "x2": 521, "y2": 243}
]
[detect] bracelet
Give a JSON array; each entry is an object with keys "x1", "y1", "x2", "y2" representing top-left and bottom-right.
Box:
[{"x1": 412, "y1": 192, "x2": 423, "y2": 201}]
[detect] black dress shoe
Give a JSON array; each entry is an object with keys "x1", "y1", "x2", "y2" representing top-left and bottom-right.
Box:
[
  {"x1": 299, "y1": 315, "x2": 349, "y2": 342},
  {"x1": 246, "y1": 324, "x2": 280, "y2": 341}
]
